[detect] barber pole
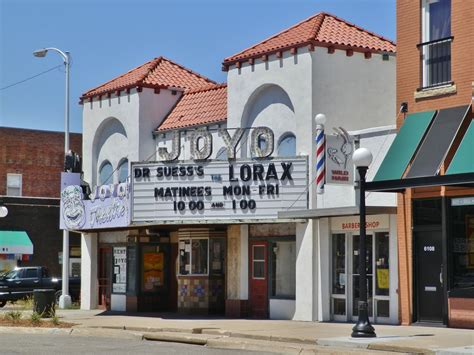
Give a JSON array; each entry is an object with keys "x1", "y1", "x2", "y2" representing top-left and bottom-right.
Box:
[{"x1": 315, "y1": 114, "x2": 326, "y2": 194}]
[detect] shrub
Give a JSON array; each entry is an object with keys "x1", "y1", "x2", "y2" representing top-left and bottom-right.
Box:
[
  {"x1": 4, "y1": 310, "x2": 22, "y2": 322},
  {"x1": 50, "y1": 314, "x2": 60, "y2": 326},
  {"x1": 30, "y1": 311, "x2": 42, "y2": 325}
]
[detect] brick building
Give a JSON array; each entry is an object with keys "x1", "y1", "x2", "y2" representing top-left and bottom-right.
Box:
[
  {"x1": 0, "y1": 127, "x2": 82, "y2": 275},
  {"x1": 368, "y1": 0, "x2": 473, "y2": 328}
]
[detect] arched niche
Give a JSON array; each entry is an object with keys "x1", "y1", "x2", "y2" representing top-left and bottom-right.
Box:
[
  {"x1": 240, "y1": 84, "x2": 295, "y2": 158},
  {"x1": 91, "y1": 117, "x2": 128, "y2": 185}
]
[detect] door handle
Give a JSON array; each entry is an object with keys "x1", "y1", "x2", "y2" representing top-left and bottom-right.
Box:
[
  {"x1": 439, "y1": 264, "x2": 443, "y2": 285},
  {"x1": 15, "y1": 281, "x2": 21, "y2": 284},
  {"x1": 33, "y1": 280, "x2": 39, "y2": 283}
]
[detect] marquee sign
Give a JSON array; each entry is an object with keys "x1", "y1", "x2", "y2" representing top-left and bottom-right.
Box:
[{"x1": 132, "y1": 157, "x2": 308, "y2": 223}]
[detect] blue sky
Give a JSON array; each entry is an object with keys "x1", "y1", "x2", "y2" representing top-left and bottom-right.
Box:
[{"x1": 0, "y1": 0, "x2": 395, "y2": 133}]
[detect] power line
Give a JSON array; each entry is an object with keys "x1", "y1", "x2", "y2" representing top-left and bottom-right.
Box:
[{"x1": 0, "y1": 65, "x2": 63, "y2": 92}]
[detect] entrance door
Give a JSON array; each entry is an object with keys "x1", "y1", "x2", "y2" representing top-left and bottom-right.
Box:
[
  {"x1": 249, "y1": 241, "x2": 268, "y2": 318},
  {"x1": 98, "y1": 247, "x2": 112, "y2": 310},
  {"x1": 351, "y1": 234, "x2": 374, "y2": 320},
  {"x1": 414, "y1": 230, "x2": 444, "y2": 323}
]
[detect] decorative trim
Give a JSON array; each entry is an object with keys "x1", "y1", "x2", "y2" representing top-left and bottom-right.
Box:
[
  {"x1": 276, "y1": 51, "x2": 282, "y2": 58},
  {"x1": 290, "y1": 47, "x2": 297, "y2": 55},
  {"x1": 327, "y1": 46, "x2": 335, "y2": 54},
  {"x1": 364, "y1": 52, "x2": 372, "y2": 59},
  {"x1": 346, "y1": 49, "x2": 353, "y2": 56},
  {"x1": 414, "y1": 83, "x2": 457, "y2": 100}
]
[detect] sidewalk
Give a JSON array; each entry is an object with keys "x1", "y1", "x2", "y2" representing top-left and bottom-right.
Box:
[{"x1": 54, "y1": 309, "x2": 474, "y2": 354}]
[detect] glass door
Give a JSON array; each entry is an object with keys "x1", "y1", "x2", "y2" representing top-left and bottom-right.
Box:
[
  {"x1": 351, "y1": 234, "x2": 373, "y2": 320},
  {"x1": 331, "y1": 231, "x2": 391, "y2": 323},
  {"x1": 331, "y1": 234, "x2": 347, "y2": 321}
]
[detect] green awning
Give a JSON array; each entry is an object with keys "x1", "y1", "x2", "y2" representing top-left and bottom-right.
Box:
[
  {"x1": 0, "y1": 231, "x2": 33, "y2": 255},
  {"x1": 373, "y1": 110, "x2": 436, "y2": 181},
  {"x1": 446, "y1": 120, "x2": 474, "y2": 175}
]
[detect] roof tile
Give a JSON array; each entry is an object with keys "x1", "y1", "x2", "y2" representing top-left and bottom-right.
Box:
[
  {"x1": 223, "y1": 12, "x2": 395, "y2": 65},
  {"x1": 81, "y1": 57, "x2": 215, "y2": 99},
  {"x1": 157, "y1": 84, "x2": 227, "y2": 131}
]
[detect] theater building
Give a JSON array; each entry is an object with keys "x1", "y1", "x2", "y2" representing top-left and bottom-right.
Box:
[
  {"x1": 76, "y1": 12, "x2": 399, "y2": 323},
  {"x1": 367, "y1": 0, "x2": 474, "y2": 328}
]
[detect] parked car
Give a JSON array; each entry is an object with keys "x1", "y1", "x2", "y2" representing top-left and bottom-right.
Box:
[{"x1": 0, "y1": 266, "x2": 80, "y2": 307}]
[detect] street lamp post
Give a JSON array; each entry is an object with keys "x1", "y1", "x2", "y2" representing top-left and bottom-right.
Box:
[
  {"x1": 351, "y1": 147, "x2": 376, "y2": 338},
  {"x1": 33, "y1": 47, "x2": 72, "y2": 309}
]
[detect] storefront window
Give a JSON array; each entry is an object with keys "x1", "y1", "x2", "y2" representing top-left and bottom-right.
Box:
[
  {"x1": 332, "y1": 234, "x2": 346, "y2": 295},
  {"x1": 271, "y1": 241, "x2": 295, "y2": 299},
  {"x1": 375, "y1": 232, "x2": 390, "y2": 296},
  {"x1": 179, "y1": 238, "x2": 208, "y2": 275},
  {"x1": 192, "y1": 239, "x2": 208, "y2": 274},
  {"x1": 450, "y1": 199, "x2": 474, "y2": 290}
]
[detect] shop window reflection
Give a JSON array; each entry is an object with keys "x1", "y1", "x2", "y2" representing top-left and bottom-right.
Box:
[
  {"x1": 332, "y1": 234, "x2": 346, "y2": 295},
  {"x1": 271, "y1": 241, "x2": 295, "y2": 299},
  {"x1": 450, "y1": 200, "x2": 474, "y2": 290},
  {"x1": 375, "y1": 232, "x2": 390, "y2": 296},
  {"x1": 179, "y1": 238, "x2": 208, "y2": 275}
]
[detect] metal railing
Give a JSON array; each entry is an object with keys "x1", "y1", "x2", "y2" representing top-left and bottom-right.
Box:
[{"x1": 418, "y1": 36, "x2": 453, "y2": 89}]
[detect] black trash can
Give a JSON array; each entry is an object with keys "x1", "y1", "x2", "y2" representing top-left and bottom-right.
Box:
[{"x1": 33, "y1": 289, "x2": 55, "y2": 317}]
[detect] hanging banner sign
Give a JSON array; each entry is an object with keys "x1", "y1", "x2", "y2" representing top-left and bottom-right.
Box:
[
  {"x1": 60, "y1": 173, "x2": 131, "y2": 230},
  {"x1": 325, "y1": 134, "x2": 354, "y2": 185},
  {"x1": 132, "y1": 157, "x2": 308, "y2": 223}
]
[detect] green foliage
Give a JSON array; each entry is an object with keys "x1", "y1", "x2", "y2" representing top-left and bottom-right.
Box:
[
  {"x1": 22, "y1": 296, "x2": 35, "y2": 310},
  {"x1": 30, "y1": 311, "x2": 43, "y2": 325},
  {"x1": 50, "y1": 314, "x2": 60, "y2": 326},
  {"x1": 4, "y1": 310, "x2": 22, "y2": 322}
]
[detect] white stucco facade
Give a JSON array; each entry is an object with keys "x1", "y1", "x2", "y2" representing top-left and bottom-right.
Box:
[{"x1": 79, "y1": 33, "x2": 397, "y2": 321}]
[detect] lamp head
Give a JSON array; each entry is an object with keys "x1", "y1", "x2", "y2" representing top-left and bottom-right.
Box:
[
  {"x1": 353, "y1": 147, "x2": 373, "y2": 168},
  {"x1": 314, "y1": 113, "x2": 327, "y2": 126},
  {"x1": 0, "y1": 206, "x2": 8, "y2": 218},
  {"x1": 33, "y1": 48, "x2": 48, "y2": 58}
]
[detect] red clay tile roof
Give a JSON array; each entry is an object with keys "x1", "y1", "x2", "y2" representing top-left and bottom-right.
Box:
[
  {"x1": 157, "y1": 84, "x2": 227, "y2": 131},
  {"x1": 223, "y1": 12, "x2": 396, "y2": 66},
  {"x1": 81, "y1": 57, "x2": 215, "y2": 99}
]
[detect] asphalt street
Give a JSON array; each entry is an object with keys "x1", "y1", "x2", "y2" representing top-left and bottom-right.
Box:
[{"x1": 0, "y1": 333, "x2": 273, "y2": 355}]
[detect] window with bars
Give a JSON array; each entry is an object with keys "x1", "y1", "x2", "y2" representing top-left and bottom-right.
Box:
[{"x1": 419, "y1": 0, "x2": 452, "y2": 88}]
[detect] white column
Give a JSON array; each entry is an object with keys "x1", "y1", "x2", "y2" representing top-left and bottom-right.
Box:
[
  {"x1": 293, "y1": 220, "x2": 318, "y2": 321},
  {"x1": 80, "y1": 232, "x2": 98, "y2": 310},
  {"x1": 239, "y1": 224, "x2": 249, "y2": 300},
  {"x1": 317, "y1": 218, "x2": 331, "y2": 321}
]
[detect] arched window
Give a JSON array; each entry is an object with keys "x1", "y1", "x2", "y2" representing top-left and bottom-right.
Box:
[
  {"x1": 216, "y1": 148, "x2": 227, "y2": 160},
  {"x1": 118, "y1": 159, "x2": 129, "y2": 183},
  {"x1": 99, "y1": 161, "x2": 113, "y2": 185},
  {"x1": 278, "y1": 134, "x2": 296, "y2": 157}
]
